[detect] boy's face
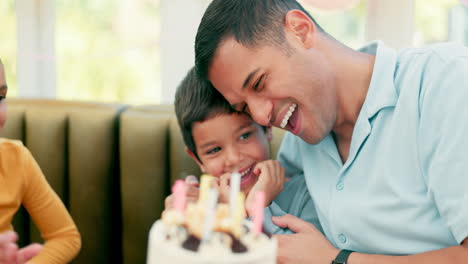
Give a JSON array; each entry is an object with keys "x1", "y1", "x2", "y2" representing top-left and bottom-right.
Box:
[{"x1": 191, "y1": 113, "x2": 271, "y2": 195}]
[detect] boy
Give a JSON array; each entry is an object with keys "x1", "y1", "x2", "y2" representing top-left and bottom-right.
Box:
[{"x1": 166, "y1": 67, "x2": 322, "y2": 234}]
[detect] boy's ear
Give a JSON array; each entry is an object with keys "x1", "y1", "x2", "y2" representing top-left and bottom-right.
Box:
[
  {"x1": 266, "y1": 126, "x2": 273, "y2": 141},
  {"x1": 185, "y1": 146, "x2": 206, "y2": 172}
]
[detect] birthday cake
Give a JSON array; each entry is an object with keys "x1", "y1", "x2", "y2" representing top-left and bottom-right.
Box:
[{"x1": 146, "y1": 175, "x2": 277, "y2": 264}]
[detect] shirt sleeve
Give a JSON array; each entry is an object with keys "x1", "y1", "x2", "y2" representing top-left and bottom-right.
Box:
[
  {"x1": 262, "y1": 175, "x2": 323, "y2": 235},
  {"x1": 277, "y1": 132, "x2": 304, "y2": 178},
  {"x1": 20, "y1": 146, "x2": 81, "y2": 264},
  {"x1": 263, "y1": 202, "x2": 294, "y2": 235},
  {"x1": 418, "y1": 54, "x2": 468, "y2": 244}
]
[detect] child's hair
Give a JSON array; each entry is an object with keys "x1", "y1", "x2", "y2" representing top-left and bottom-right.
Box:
[{"x1": 175, "y1": 67, "x2": 237, "y2": 160}]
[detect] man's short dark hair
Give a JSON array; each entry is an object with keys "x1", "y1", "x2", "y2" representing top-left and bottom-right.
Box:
[
  {"x1": 175, "y1": 67, "x2": 237, "y2": 160},
  {"x1": 195, "y1": 0, "x2": 324, "y2": 79}
]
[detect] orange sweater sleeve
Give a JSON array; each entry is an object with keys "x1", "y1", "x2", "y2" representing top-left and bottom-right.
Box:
[{"x1": 18, "y1": 143, "x2": 81, "y2": 264}]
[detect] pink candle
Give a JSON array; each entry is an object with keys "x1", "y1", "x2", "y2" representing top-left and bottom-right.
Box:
[
  {"x1": 252, "y1": 191, "x2": 265, "y2": 236},
  {"x1": 172, "y1": 180, "x2": 187, "y2": 213}
]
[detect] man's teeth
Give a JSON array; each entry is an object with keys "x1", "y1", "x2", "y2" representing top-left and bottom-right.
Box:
[{"x1": 280, "y1": 104, "x2": 297, "y2": 128}]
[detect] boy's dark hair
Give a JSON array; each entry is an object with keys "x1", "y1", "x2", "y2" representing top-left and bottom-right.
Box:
[
  {"x1": 195, "y1": 0, "x2": 324, "y2": 79},
  {"x1": 175, "y1": 67, "x2": 237, "y2": 160}
]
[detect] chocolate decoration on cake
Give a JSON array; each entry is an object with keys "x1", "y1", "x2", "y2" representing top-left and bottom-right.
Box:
[
  {"x1": 227, "y1": 233, "x2": 248, "y2": 253},
  {"x1": 182, "y1": 235, "x2": 201, "y2": 252}
]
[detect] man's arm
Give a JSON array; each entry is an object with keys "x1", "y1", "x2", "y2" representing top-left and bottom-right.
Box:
[
  {"x1": 273, "y1": 215, "x2": 468, "y2": 264},
  {"x1": 348, "y1": 239, "x2": 468, "y2": 264}
]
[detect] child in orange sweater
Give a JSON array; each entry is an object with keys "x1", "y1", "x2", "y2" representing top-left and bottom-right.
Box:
[{"x1": 0, "y1": 59, "x2": 81, "y2": 264}]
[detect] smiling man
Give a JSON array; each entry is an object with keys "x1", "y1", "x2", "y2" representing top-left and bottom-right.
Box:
[{"x1": 194, "y1": 0, "x2": 468, "y2": 263}]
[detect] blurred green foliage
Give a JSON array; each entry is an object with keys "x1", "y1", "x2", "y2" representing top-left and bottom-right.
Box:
[
  {"x1": 56, "y1": 0, "x2": 161, "y2": 104},
  {"x1": 414, "y1": 0, "x2": 458, "y2": 44},
  {"x1": 302, "y1": 0, "x2": 368, "y2": 49}
]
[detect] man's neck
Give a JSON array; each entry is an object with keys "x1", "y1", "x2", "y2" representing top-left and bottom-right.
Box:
[{"x1": 318, "y1": 36, "x2": 376, "y2": 161}]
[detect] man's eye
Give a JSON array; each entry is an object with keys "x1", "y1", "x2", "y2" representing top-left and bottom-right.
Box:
[
  {"x1": 206, "y1": 147, "x2": 221, "y2": 155},
  {"x1": 253, "y1": 74, "x2": 264, "y2": 92},
  {"x1": 241, "y1": 104, "x2": 247, "y2": 112},
  {"x1": 240, "y1": 132, "x2": 252, "y2": 140}
]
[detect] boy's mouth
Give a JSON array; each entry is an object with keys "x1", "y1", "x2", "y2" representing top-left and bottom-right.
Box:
[{"x1": 239, "y1": 165, "x2": 256, "y2": 189}]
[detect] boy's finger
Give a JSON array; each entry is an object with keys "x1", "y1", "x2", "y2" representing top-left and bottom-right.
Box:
[
  {"x1": 253, "y1": 163, "x2": 264, "y2": 176},
  {"x1": 186, "y1": 187, "x2": 199, "y2": 197},
  {"x1": 185, "y1": 175, "x2": 199, "y2": 186},
  {"x1": 186, "y1": 196, "x2": 199, "y2": 204}
]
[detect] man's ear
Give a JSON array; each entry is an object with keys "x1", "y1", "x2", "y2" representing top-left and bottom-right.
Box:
[
  {"x1": 284, "y1": 9, "x2": 316, "y2": 49},
  {"x1": 266, "y1": 126, "x2": 273, "y2": 141},
  {"x1": 185, "y1": 146, "x2": 206, "y2": 172}
]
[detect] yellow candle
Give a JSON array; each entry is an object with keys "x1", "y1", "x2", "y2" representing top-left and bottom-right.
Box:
[
  {"x1": 232, "y1": 192, "x2": 246, "y2": 238},
  {"x1": 199, "y1": 174, "x2": 215, "y2": 205}
]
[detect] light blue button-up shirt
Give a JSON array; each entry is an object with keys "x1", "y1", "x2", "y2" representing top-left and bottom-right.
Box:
[
  {"x1": 277, "y1": 41, "x2": 468, "y2": 255},
  {"x1": 263, "y1": 173, "x2": 323, "y2": 235}
]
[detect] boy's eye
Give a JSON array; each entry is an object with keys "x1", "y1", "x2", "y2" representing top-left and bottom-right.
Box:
[
  {"x1": 206, "y1": 147, "x2": 221, "y2": 155},
  {"x1": 240, "y1": 132, "x2": 252, "y2": 140}
]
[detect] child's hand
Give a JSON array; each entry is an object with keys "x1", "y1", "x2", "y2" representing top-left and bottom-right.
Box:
[
  {"x1": 0, "y1": 231, "x2": 43, "y2": 264},
  {"x1": 164, "y1": 175, "x2": 199, "y2": 212},
  {"x1": 246, "y1": 160, "x2": 286, "y2": 216},
  {"x1": 215, "y1": 172, "x2": 231, "y2": 203}
]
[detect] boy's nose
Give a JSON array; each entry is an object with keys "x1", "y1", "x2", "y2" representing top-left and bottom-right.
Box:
[{"x1": 225, "y1": 147, "x2": 242, "y2": 167}]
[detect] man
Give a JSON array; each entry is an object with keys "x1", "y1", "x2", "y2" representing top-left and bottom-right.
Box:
[{"x1": 194, "y1": 0, "x2": 468, "y2": 263}]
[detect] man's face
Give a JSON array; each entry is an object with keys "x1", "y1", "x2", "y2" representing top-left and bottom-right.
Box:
[{"x1": 208, "y1": 36, "x2": 337, "y2": 144}]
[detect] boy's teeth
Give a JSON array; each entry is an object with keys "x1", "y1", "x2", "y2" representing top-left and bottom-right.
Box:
[
  {"x1": 280, "y1": 104, "x2": 297, "y2": 128},
  {"x1": 240, "y1": 167, "x2": 251, "y2": 177}
]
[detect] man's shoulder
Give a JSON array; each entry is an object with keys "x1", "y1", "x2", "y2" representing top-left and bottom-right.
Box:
[{"x1": 397, "y1": 42, "x2": 468, "y2": 68}]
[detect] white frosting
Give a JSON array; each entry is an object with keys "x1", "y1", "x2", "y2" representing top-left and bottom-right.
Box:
[{"x1": 147, "y1": 221, "x2": 277, "y2": 264}]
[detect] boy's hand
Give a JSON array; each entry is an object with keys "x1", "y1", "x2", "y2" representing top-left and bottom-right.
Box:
[
  {"x1": 246, "y1": 160, "x2": 286, "y2": 216},
  {"x1": 216, "y1": 172, "x2": 231, "y2": 203},
  {"x1": 164, "y1": 175, "x2": 199, "y2": 212}
]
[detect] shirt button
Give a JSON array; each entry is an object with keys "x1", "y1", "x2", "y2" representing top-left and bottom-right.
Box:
[
  {"x1": 336, "y1": 181, "x2": 344, "y2": 191},
  {"x1": 338, "y1": 234, "x2": 347, "y2": 243}
]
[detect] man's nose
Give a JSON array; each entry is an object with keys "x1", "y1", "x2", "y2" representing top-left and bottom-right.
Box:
[{"x1": 246, "y1": 97, "x2": 272, "y2": 126}]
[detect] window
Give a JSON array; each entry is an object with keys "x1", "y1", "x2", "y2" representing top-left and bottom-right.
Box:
[
  {"x1": 301, "y1": 1, "x2": 367, "y2": 49},
  {"x1": 56, "y1": 0, "x2": 161, "y2": 104},
  {"x1": 414, "y1": 0, "x2": 465, "y2": 46},
  {"x1": 0, "y1": 1, "x2": 17, "y2": 97}
]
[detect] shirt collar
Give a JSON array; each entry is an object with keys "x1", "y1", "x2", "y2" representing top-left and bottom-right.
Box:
[{"x1": 359, "y1": 41, "x2": 398, "y2": 120}]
